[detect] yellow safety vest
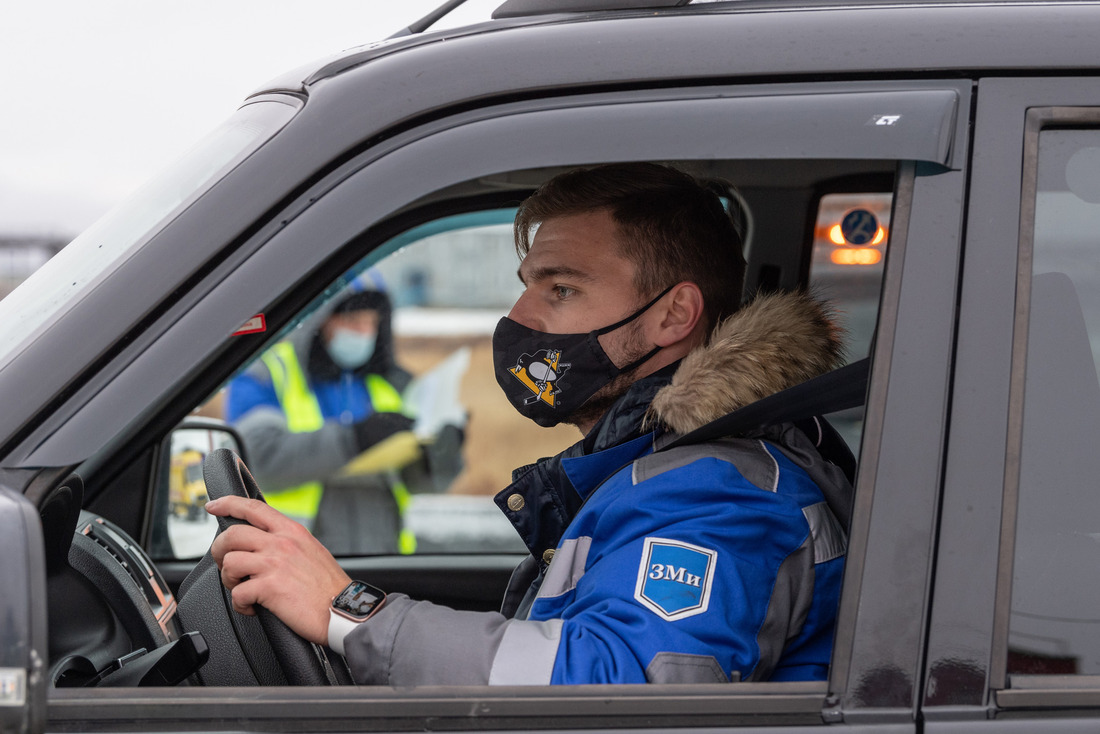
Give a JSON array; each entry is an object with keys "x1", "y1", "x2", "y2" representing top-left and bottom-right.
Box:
[{"x1": 260, "y1": 342, "x2": 417, "y2": 554}]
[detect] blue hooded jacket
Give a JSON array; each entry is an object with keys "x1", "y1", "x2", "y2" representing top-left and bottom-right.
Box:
[{"x1": 339, "y1": 291, "x2": 851, "y2": 685}]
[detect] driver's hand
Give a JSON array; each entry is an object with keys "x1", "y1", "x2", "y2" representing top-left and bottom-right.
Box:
[{"x1": 207, "y1": 496, "x2": 350, "y2": 646}]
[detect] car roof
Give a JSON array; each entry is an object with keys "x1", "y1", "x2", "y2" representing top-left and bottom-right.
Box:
[
  {"x1": 254, "y1": 0, "x2": 1100, "y2": 103},
  {"x1": 239, "y1": 0, "x2": 1097, "y2": 194}
]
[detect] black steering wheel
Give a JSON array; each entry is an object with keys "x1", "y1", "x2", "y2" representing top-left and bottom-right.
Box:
[{"x1": 176, "y1": 448, "x2": 351, "y2": 685}]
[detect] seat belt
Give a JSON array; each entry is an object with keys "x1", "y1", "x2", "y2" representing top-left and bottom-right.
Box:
[
  {"x1": 661, "y1": 357, "x2": 870, "y2": 451},
  {"x1": 658, "y1": 357, "x2": 870, "y2": 530}
]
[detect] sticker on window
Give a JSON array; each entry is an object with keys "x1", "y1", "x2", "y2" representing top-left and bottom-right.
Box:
[{"x1": 232, "y1": 314, "x2": 266, "y2": 336}]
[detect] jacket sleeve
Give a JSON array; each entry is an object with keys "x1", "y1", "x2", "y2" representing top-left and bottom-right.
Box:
[
  {"x1": 226, "y1": 367, "x2": 358, "y2": 492},
  {"x1": 341, "y1": 594, "x2": 563, "y2": 686}
]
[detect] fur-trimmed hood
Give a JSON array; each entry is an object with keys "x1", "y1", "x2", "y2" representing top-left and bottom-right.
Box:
[{"x1": 648, "y1": 291, "x2": 845, "y2": 435}]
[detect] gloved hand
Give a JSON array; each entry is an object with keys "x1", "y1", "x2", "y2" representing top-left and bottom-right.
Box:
[{"x1": 352, "y1": 412, "x2": 415, "y2": 453}]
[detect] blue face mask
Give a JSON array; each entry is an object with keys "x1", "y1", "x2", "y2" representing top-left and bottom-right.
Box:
[{"x1": 326, "y1": 328, "x2": 376, "y2": 370}]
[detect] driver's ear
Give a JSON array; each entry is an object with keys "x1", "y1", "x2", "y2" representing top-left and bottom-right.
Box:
[{"x1": 651, "y1": 282, "x2": 705, "y2": 347}]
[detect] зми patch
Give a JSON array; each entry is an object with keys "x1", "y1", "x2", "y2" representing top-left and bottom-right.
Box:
[{"x1": 634, "y1": 537, "x2": 717, "y2": 621}]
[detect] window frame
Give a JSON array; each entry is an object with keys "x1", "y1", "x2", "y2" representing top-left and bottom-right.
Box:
[{"x1": 996, "y1": 106, "x2": 1100, "y2": 702}]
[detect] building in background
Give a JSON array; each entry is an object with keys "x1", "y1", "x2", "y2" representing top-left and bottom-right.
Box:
[{"x1": 0, "y1": 235, "x2": 66, "y2": 299}]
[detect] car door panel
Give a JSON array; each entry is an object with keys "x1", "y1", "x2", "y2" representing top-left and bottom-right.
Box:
[{"x1": 926, "y1": 77, "x2": 1100, "y2": 728}]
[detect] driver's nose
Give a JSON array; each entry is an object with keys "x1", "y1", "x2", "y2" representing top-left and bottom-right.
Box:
[{"x1": 506, "y1": 290, "x2": 540, "y2": 330}]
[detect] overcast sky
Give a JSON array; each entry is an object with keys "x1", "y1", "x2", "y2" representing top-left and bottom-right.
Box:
[{"x1": 0, "y1": 1, "x2": 496, "y2": 239}]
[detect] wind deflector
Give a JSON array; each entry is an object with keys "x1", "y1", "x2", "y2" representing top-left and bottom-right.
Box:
[
  {"x1": 704, "y1": 88, "x2": 960, "y2": 168},
  {"x1": 378, "y1": 86, "x2": 962, "y2": 170}
]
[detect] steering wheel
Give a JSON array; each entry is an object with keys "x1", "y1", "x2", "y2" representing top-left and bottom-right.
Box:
[{"x1": 176, "y1": 448, "x2": 351, "y2": 685}]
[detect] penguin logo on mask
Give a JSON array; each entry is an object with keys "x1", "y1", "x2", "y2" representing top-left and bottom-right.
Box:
[{"x1": 508, "y1": 349, "x2": 571, "y2": 407}]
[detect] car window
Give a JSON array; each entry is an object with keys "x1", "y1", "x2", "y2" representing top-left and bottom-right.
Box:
[
  {"x1": 154, "y1": 171, "x2": 897, "y2": 562},
  {"x1": 1009, "y1": 127, "x2": 1100, "y2": 675},
  {"x1": 808, "y1": 192, "x2": 891, "y2": 451},
  {"x1": 159, "y1": 210, "x2": 578, "y2": 559}
]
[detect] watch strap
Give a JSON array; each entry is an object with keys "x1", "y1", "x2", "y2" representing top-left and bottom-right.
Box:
[{"x1": 328, "y1": 608, "x2": 361, "y2": 655}]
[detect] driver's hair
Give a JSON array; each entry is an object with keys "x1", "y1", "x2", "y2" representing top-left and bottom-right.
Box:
[{"x1": 514, "y1": 162, "x2": 747, "y2": 330}]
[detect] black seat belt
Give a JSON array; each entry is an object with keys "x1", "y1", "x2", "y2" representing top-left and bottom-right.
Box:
[
  {"x1": 659, "y1": 357, "x2": 870, "y2": 530},
  {"x1": 661, "y1": 357, "x2": 870, "y2": 451}
]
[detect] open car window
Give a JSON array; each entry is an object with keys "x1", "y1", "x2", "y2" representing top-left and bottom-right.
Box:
[
  {"x1": 154, "y1": 171, "x2": 894, "y2": 562},
  {"x1": 159, "y1": 211, "x2": 579, "y2": 559}
]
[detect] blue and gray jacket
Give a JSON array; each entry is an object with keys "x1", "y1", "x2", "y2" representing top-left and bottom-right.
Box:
[{"x1": 339, "y1": 291, "x2": 851, "y2": 685}]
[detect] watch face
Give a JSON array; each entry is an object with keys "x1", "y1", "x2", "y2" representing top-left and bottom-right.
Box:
[{"x1": 333, "y1": 580, "x2": 385, "y2": 620}]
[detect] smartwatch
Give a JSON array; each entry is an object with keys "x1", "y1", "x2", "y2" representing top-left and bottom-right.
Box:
[{"x1": 328, "y1": 580, "x2": 386, "y2": 654}]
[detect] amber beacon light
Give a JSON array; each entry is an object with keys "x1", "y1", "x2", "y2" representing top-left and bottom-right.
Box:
[{"x1": 829, "y1": 208, "x2": 886, "y2": 265}]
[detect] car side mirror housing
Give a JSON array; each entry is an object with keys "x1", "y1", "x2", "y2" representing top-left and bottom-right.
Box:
[{"x1": 0, "y1": 486, "x2": 47, "y2": 734}]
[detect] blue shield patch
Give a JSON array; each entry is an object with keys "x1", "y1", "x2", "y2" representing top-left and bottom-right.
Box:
[{"x1": 634, "y1": 537, "x2": 717, "y2": 621}]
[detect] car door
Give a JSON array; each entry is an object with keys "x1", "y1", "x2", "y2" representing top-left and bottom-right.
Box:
[
  {"x1": 10, "y1": 76, "x2": 969, "y2": 731},
  {"x1": 924, "y1": 77, "x2": 1100, "y2": 730}
]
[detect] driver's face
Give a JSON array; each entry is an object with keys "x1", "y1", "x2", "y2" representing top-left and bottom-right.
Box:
[
  {"x1": 507, "y1": 209, "x2": 656, "y2": 432},
  {"x1": 508, "y1": 209, "x2": 645, "y2": 339}
]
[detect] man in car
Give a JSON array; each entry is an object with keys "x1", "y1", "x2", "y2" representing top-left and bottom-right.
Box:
[{"x1": 207, "y1": 162, "x2": 851, "y2": 685}]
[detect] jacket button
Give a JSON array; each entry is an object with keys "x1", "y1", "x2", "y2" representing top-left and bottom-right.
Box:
[
  {"x1": 507, "y1": 494, "x2": 525, "y2": 512},
  {"x1": 542, "y1": 548, "x2": 555, "y2": 564}
]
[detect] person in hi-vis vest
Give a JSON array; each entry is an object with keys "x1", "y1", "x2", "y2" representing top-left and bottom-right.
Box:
[{"x1": 225, "y1": 286, "x2": 451, "y2": 554}]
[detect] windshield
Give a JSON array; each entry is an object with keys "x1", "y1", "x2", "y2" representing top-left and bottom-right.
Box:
[{"x1": 0, "y1": 97, "x2": 298, "y2": 371}]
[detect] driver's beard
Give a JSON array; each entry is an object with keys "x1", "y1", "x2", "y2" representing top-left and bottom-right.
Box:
[{"x1": 564, "y1": 321, "x2": 653, "y2": 433}]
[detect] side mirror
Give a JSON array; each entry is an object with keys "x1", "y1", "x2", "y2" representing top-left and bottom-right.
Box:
[
  {"x1": 0, "y1": 486, "x2": 47, "y2": 734},
  {"x1": 149, "y1": 418, "x2": 247, "y2": 560}
]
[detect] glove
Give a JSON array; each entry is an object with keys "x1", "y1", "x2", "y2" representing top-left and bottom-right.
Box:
[{"x1": 352, "y1": 412, "x2": 415, "y2": 454}]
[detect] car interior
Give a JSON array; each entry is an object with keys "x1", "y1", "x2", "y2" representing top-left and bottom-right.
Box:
[{"x1": 40, "y1": 158, "x2": 897, "y2": 688}]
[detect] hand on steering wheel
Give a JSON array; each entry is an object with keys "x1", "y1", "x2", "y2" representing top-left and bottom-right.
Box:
[
  {"x1": 176, "y1": 448, "x2": 351, "y2": 685},
  {"x1": 207, "y1": 494, "x2": 350, "y2": 645}
]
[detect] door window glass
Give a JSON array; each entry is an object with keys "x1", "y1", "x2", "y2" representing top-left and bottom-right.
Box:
[
  {"x1": 367, "y1": 214, "x2": 580, "y2": 554},
  {"x1": 1010, "y1": 128, "x2": 1100, "y2": 675},
  {"x1": 809, "y1": 192, "x2": 892, "y2": 450},
  {"x1": 809, "y1": 193, "x2": 890, "y2": 361}
]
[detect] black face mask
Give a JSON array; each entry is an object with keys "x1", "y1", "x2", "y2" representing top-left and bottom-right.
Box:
[{"x1": 492, "y1": 286, "x2": 671, "y2": 427}]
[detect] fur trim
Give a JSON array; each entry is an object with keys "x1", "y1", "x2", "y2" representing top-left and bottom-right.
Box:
[{"x1": 648, "y1": 291, "x2": 845, "y2": 434}]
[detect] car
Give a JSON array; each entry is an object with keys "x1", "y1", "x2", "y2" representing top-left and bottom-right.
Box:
[{"x1": 4, "y1": 0, "x2": 1100, "y2": 730}]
